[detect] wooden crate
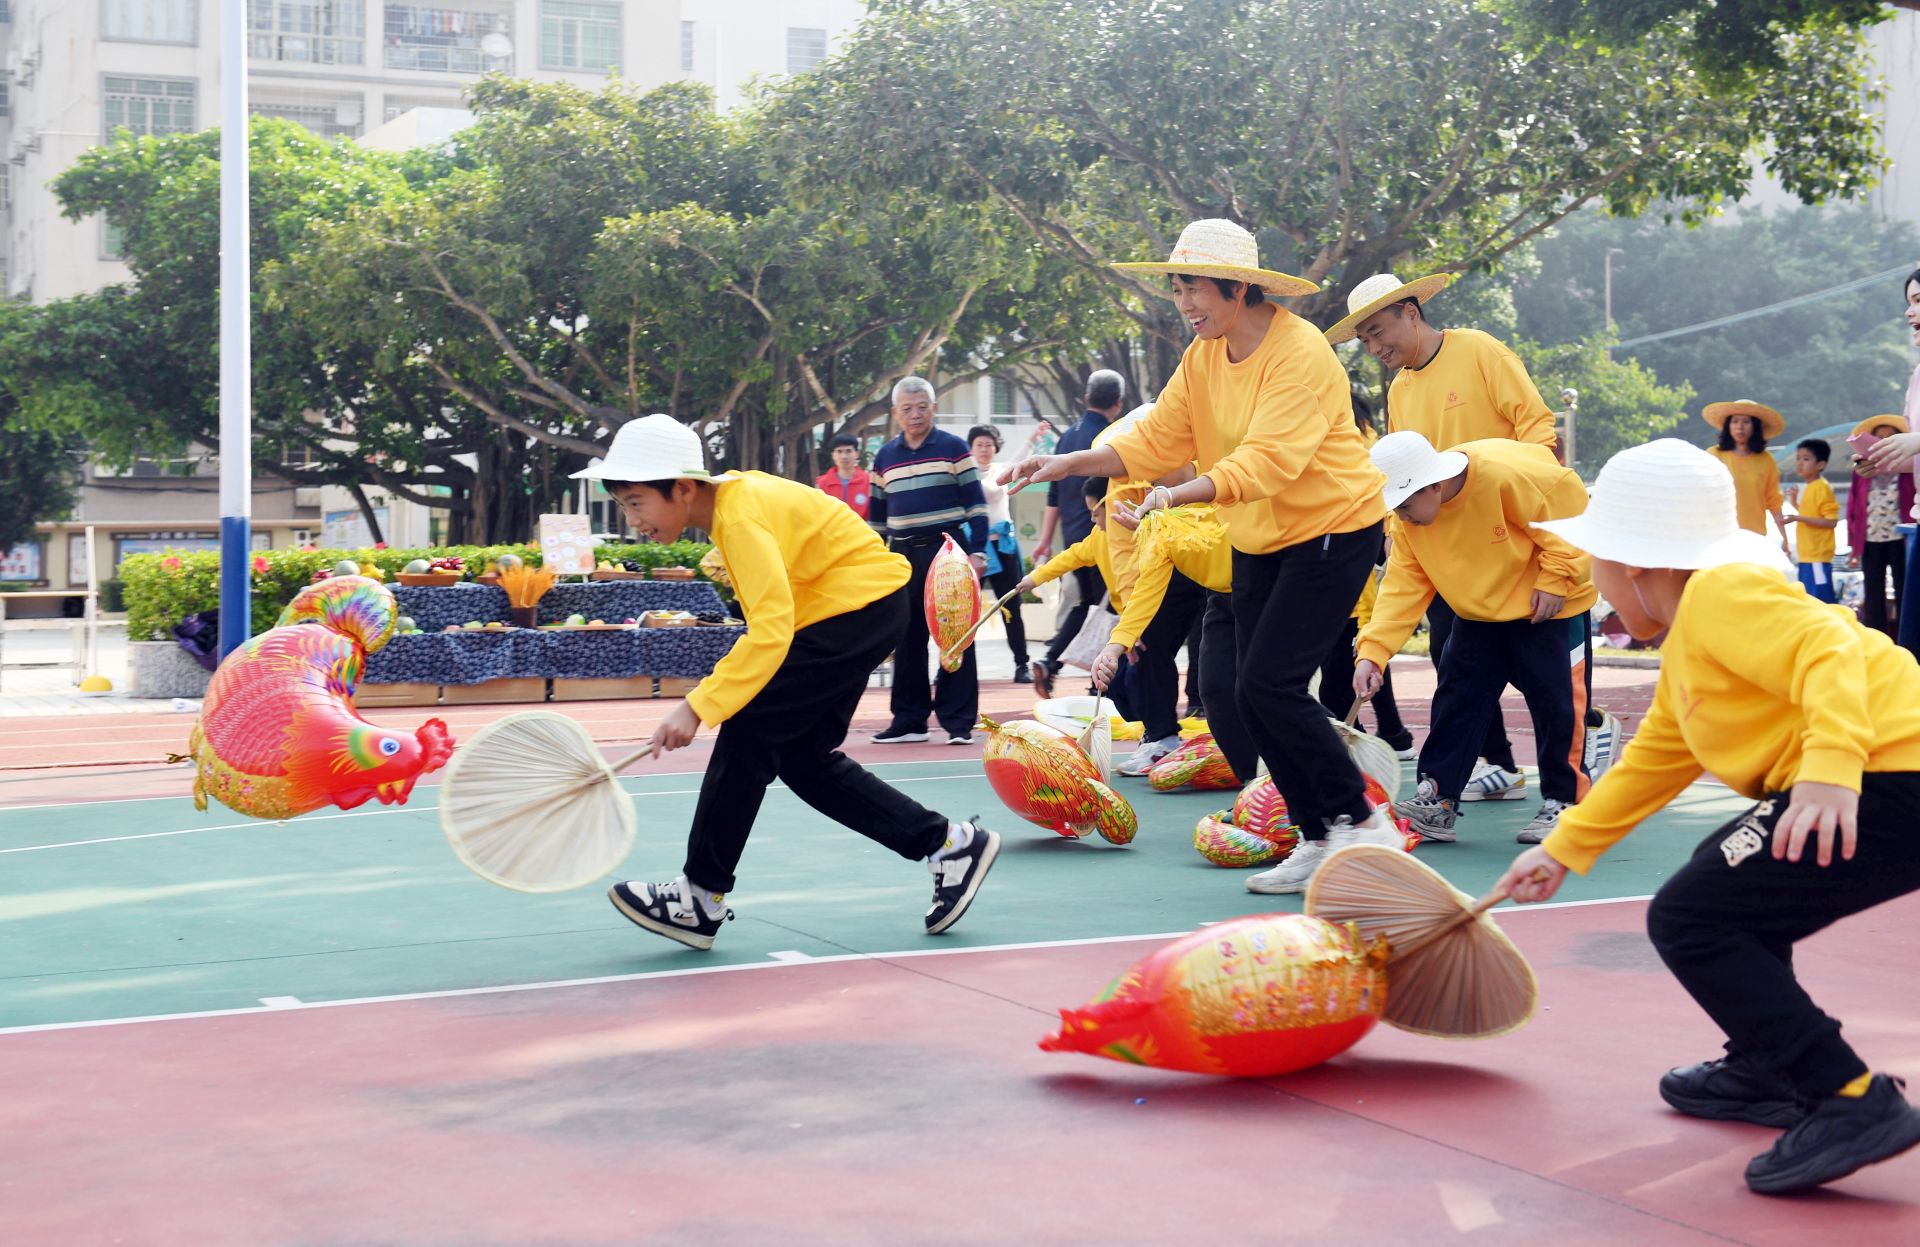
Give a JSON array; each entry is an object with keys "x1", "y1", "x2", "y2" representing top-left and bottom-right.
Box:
[
  {"x1": 656, "y1": 676, "x2": 700, "y2": 699},
  {"x1": 441, "y1": 677, "x2": 549, "y2": 705},
  {"x1": 355, "y1": 682, "x2": 441, "y2": 707},
  {"x1": 551, "y1": 676, "x2": 655, "y2": 701}
]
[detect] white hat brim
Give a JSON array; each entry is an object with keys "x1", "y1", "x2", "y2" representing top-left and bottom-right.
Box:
[
  {"x1": 569, "y1": 461, "x2": 712, "y2": 483},
  {"x1": 1111, "y1": 262, "x2": 1319, "y2": 299},
  {"x1": 1381, "y1": 449, "x2": 1469, "y2": 511},
  {"x1": 1325, "y1": 274, "x2": 1454, "y2": 344},
  {"x1": 1531, "y1": 515, "x2": 1791, "y2": 575}
]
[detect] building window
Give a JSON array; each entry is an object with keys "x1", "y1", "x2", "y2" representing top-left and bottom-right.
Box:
[
  {"x1": 787, "y1": 27, "x2": 826, "y2": 74},
  {"x1": 680, "y1": 20, "x2": 693, "y2": 72},
  {"x1": 252, "y1": 98, "x2": 363, "y2": 139},
  {"x1": 102, "y1": 0, "x2": 197, "y2": 44},
  {"x1": 0, "y1": 3, "x2": 11, "y2": 24},
  {"x1": 990, "y1": 377, "x2": 1016, "y2": 417},
  {"x1": 248, "y1": 1, "x2": 365, "y2": 66},
  {"x1": 384, "y1": 5, "x2": 513, "y2": 75},
  {"x1": 1, "y1": 166, "x2": 10, "y2": 213},
  {"x1": 103, "y1": 76, "x2": 198, "y2": 139},
  {"x1": 0, "y1": 73, "x2": 9, "y2": 119},
  {"x1": 540, "y1": 1, "x2": 621, "y2": 73}
]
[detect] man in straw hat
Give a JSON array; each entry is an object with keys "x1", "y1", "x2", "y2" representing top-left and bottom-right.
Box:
[
  {"x1": 1002, "y1": 218, "x2": 1401, "y2": 894},
  {"x1": 1494, "y1": 438, "x2": 1920, "y2": 1195},
  {"x1": 1355, "y1": 431, "x2": 1595, "y2": 846},
  {"x1": 575, "y1": 414, "x2": 1001, "y2": 950},
  {"x1": 1328, "y1": 271, "x2": 1578, "y2": 806}
]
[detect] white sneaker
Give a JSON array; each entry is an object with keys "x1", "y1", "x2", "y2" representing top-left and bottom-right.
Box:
[
  {"x1": 1517, "y1": 799, "x2": 1568, "y2": 844},
  {"x1": 1585, "y1": 711, "x2": 1620, "y2": 781},
  {"x1": 1325, "y1": 807, "x2": 1405, "y2": 850},
  {"x1": 1393, "y1": 745, "x2": 1418, "y2": 761},
  {"x1": 1246, "y1": 838, "x2": 1327, "y2": 894},
  {"x1": 1460, "y1": 760, "x2": 1527, "y2": 801},
  {"x1": 1117, "y1": 734, "x2": 1181, "y2": 777}
]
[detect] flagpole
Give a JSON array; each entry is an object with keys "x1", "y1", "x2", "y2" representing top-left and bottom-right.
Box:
[{"x1": 217, "y1": 0, "x2": 251, "y2": 658}]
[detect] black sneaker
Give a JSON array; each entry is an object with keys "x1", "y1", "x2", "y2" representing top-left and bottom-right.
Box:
[
  {"x1": 925, "y1": 819, "x2": 1000, "y2": 935},
  {"x1": 1013, "y1": 666, "x2": 1034, "y2": 684},
  {"x1": 608, "y1": 878, "x2": 733, "y2": 951},
  {"x1": 1659, "y1": 1054, "x2": 1807, "y2": 1128},
  {"x1": 947, "y1": 732, "x2": 975, "y2": 746},
  {"x1": 1745, "y1": 1075, "x2": 1920, "y2": 1194},
  {"x1": 871, "y1": 724, "x2": 930, "y2": 744}
]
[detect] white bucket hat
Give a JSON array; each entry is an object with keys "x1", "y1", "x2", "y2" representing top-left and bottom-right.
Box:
[
  {"x1": 1530, "y1": 439, "x2": 1791, "y2": 573},
  {"x1": 1324, "y1": 271, "x2": 1455, "y2": 344},
  {"x1": 570, "y1": 413, "x2": 712, "y2": 483},
  {"x1": 1112, "y1": 219, "x2": 1319, "y2": 299},
  {"x1": 1372, "y1": 430, "x2": 1468, "y2": 510}
]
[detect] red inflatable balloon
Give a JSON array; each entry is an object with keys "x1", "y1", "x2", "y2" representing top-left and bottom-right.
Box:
[
  {"x1": 1041, "y1": 914, "x2": 1390, "y2": 1076},
  {"x1": 1147, "y1": 732, "x2": 1240, "y2": 792},
  {"x1": 980, "y1": 715, "x2": 1136, "y2": 845}
]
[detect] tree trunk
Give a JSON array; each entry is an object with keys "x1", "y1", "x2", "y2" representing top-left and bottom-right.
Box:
[{"x1": 347, "y1": 481, "x2": 385, "y2": 545}]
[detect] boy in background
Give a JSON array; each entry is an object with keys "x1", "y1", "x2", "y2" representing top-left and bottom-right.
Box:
[{"x1": 1785, "y1": 438, "x2": 1839, "y2": 603}]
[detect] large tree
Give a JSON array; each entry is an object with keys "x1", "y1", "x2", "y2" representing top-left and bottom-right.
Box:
[
  {"x1": 787, "y1": 0, "x2": 1883, "y2": 391},
  {"x1": 1498, "y1": 0, "x2": 1919, "y2": 74}
]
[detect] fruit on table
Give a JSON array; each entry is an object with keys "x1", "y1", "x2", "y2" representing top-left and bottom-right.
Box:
[
  {"x1": 566, "y1": 613, "x2": 587, "y2": 625},
  {"x1": 495, "y1": 553, "x2": 523, "y2": 570},
  {"x1": 485, "y1": 622, "x2": 505, "y2": 630},
  {"x1": 396, "y1": 616, "x2": 417, "y2": 633},
  {"x1": 463, "y1": 621, "x2": 483, "y2": 630},
  {"x1": 589, "y1": 619, "x2": 605, "y2": 626},
  {"x1": 332, "y1": 560, "x2": 361, "y2": 577},
  {"x1": 403, "y1": 559, "x2": 431, "y2": 574}
]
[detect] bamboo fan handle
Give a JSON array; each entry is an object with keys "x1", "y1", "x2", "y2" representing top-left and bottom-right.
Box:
[
  {"x1": 1391, "y1": 887, "x2": 1511, "y2": 959},
  {"x1": 607, "y1": 742, "x2": 657, "y2": 773},
  {"x1": 1343, "y1": 699, "x2": 1364, "y2": 728},
  {"x1": 940, "y1": 588, "x2": 1021, "y2": 664}
]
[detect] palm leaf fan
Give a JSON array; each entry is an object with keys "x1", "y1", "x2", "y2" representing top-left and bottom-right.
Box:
[
  {"x1": 1333, "y1": 697, "x2": 1403, "y2": 801},
  {"x1": 438, "y1": 711, "x2": 651, "y2": 892},
  {"x1": 1304, "y1": 844, "x2": 1538, "y2": 1039}
]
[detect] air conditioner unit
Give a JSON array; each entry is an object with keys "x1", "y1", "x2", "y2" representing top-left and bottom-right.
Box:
[{"x1": 294, "y1": 487, "x2": 323, "y2": 507}]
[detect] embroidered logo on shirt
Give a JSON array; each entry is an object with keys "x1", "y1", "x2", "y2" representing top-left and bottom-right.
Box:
[
  {"x1": 1444, "y1": 390, "x2": 1464, "y2": 408},
  {"x1": 1490, "y1": 524, "x2": 1509, "y2": 543}
]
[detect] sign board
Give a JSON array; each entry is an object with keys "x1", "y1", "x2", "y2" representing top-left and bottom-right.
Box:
[
  {"x1": 538, "y1": 513, "x2": 595, "y2": 575},
  {"x1": 1, "y1": 542, "x2": 42, "y2": 581}
]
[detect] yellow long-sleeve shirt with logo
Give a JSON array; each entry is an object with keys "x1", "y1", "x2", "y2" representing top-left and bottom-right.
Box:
[
  {"x1": 686, "y1": 472, "x2": 910, "y2": 725},
  {"x1": 1029, "y1": 527, "x2": 1124, "y2": 611},
  {"x1": 1387, "y1": 328, "x2": 1557, "y2": 451},
  {"x1": 1544, "y1": 561, "x2": 1920, "y2": 874},
  {"x1": 1355, "y1": 440, "x2": 1595, "y2": 670},
  {"x1": 1105, "y1": 308, "x2": 1386, "y2": 555},
  {"x1": 1109, "y1": 506, "x2": 1233, "y2": 651}
]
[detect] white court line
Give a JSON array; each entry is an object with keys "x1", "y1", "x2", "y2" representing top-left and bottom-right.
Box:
[
  {"x1": 0, "y1": 771, "x2": 984, "y2": 853},
  {"x1": 0, "y1": 894, "x2": 1652, "y2": 1037},
  {"x1": 258, "y1": 996, "x2": 303, "y2": 1008},
  {"x1": 0, "y1": 758, "x2": 977, "y2": 815},
  {"x1": 765, "y1": 950, "x2": 813, "y2": 963}
]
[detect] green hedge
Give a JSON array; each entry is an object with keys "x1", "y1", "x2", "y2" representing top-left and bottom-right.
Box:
[{"x1": 121, "y1": 541, "x2": 715, "y2": 641}]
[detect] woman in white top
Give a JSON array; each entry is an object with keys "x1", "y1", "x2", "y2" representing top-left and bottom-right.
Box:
[
  {"x1": 1855, "y1": 268, "x2": 1920, "y2": 657},
  {"x1": 969, "y1": 425, "x2": 1032, "y2": 681}
]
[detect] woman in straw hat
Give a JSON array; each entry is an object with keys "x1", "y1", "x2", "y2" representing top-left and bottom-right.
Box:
[
  {"x1": 1851, "y1": 266, "x2": 1920, "y2": 658},
  {"x1": 1703, "y1": 400, "x2": 1791, "y2": 557},
  {"x1": 1494, "y1": 438, "x2": 1920, "y2": 1195},
  {"x1": 1841, "y1": 415, "x2": 1912, "y2": 635},
  {"x1": 575, "y1": 415, "x2": 1001, "y2": 951},
  {"x1": 1001, "y1": 219, "x2": 1399, "y2": 895}
]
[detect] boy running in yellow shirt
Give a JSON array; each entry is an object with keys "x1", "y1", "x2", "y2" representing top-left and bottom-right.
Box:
[
  {"x1": 1354, "y1": 432, "x2": 1595, "y2": 844},
  {"x1": 1784, "y1": 438, "x2": 1840, "y2": 603},
  {"x1": 576, "y1": 416, "x2": 1000, "y2": 950},
  {"x1": 1495, "y1": 438, "x2": 1920, "y2": 1196}
]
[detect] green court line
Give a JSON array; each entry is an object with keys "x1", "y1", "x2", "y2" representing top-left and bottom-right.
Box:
[{"x1": 0, "y1": 762, "x2": 1749, "y2": 1029}]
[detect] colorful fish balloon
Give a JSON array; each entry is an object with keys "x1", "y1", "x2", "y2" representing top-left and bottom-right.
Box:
[
  {"x1": 1148, "y1": 732, "x2": 1240, "y2": 792},
  {"x1": 1192, "y1": 812, "x2": 1288, "y2": 868},
  {"x1": 980, "y1": 715, "x2": 1136, "y2": 845},
  {"x1": 182, "y1": 577, "x2": 454, "y2": 820},
  {"x1": 1040, "y1": 913, "x2": 1390, "y2": 1077},
  {"x1": 924, "y1": 533, "x2": 982, "y2": 673},
  {"x1": 1195, "y1": 773, "x2": 1415, "y2": 867}
]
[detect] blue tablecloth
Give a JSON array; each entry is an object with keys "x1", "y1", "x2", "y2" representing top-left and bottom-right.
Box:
[
  {"x1": 363, "y1": 625, "x2": 743, "y2": 685},
  {"x1": 392, "y1": 581, "x2": 725, "y2": 634}
]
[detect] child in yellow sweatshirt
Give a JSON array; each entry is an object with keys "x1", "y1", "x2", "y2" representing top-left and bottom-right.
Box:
[
  {"x1": 577, "y1": 415, "x2": 1000, "y2": 951},
  {"x1": 1355, "y1": 432, "x2": 1595, "y2": 844},
  {"x1": 1495, "y1": 437, "x2": 1920, "y2": 1196}
]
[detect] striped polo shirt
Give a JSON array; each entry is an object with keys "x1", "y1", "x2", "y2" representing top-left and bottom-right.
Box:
[{"x1": 869, "y1": 427, "x2": 989, "y2": 553}]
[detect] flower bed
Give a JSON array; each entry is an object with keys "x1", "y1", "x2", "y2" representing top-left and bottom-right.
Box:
[{"x1": 121, "y1": 540, "x2": 715, "y2": 641}]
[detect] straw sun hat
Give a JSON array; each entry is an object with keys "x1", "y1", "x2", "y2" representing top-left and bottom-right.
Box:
[
  {"x1": 1112, "y1": 219, "x2": 1319, "y2": 299},
  {"x1": 1530, "y1": 439, "x2": 1791, "y2": 574},
  {"x1": 1371, "y1": 430, "x2": 1467, "y2": 511},
  {"x1": 570, "y1": 413, "x2": 713, "y2": 483},
  {"x1": 1701, "y1": 400, "x2": 1786, "y2": 441},
  {"x1": 1324, "y1": 272, "x2": 1455, "y2": 344},
  {"x1": 1852, "y1": 414, "x2": 1909, "y2": 438}
]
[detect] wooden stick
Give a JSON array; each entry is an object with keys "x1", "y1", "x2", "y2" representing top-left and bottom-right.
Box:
[
  {"x1": 940, "y1": 588, "x2": 1021, "y2": 664},
  {"x1": 607, "y1": 742, "x2": 657, "y2": 773},
  {"x1": 1391, "y1": 887, "x2": 1511, "y2": 959}
]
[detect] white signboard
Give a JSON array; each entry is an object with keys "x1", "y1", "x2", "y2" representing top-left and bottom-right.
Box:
[
  {"x1": 539, "y1": 513, "x2": 595, "y2": 575},
  {"x1": 1, "y1": 542, "x2": 41, "y2": 581}
]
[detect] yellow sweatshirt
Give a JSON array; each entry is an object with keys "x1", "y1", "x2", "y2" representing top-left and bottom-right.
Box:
[
  {"x1": 1545, "y1": 561, "x2": 1920, "y2": 874},
  {"x1": 687, "y1": 472, "x2": 910, "y2": 725},
  {"x1": 1709, "y1": 447, "x2": 1786, "y2": 537},
  {"x1": 1109, "y1": 506, "x2": 1233, "y2": 651},
  {"x1": 1102, "y1": 481, "x2": 1153, "y2": 602},
  {"x1": 1356, "y1": 440, "x2": 1595, "y2": 670},
  {"x1": 1794, "y1": 477, "x2": 1838, "y2": 566},
  {"x1": 1030, "y1": 527, "x2": 1123, "y2": 611},
  {"x1": 1106, "y1": 309, "x2": 1387, "y2": 555},
  {"x1": 1387, "y1": 328, "x2": 1557, "y2": 451}
]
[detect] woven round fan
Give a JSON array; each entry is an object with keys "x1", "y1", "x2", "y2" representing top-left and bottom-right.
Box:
[
  {"x1": 1333, "y1": 699, "x2": 1403, "y2": 801},
  {"x1": 438, "y1": 711, "x2": 648, "y2": 893},
  {"x1": 1304, "y1": 844, "x2": 1538, "y2": 1039}
]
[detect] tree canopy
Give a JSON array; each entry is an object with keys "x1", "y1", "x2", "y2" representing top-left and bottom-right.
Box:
[{"x1": 1496, "y1": 0, "x2": 1919, "y2": 75}]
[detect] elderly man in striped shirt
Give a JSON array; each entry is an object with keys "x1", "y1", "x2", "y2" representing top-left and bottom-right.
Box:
[{"x1": 869, "y1": 377, "x2": 991, "y2": 746}]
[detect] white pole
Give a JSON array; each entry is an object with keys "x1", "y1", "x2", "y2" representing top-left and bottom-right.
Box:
[{"x1": 216, "y1": 0, "x2": 251, "y2": 658}]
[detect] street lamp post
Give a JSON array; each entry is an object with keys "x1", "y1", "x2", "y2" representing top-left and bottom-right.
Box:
[{"x1": 1603, "y1": 247, "x2": 1625, "y2": 333}]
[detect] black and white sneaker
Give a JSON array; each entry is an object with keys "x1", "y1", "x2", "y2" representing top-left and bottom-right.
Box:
[
  {"x1": 947, "y1": 732, "x2": 975, "y2": 746},
  {"x1": 925, "y1": 818, "x2": 1000, "y2": 934},
  {"x1": 872, "y1": 724, "x2": 930, "y2": 744},
  {"x1": 608, "y1": 877, "x2": 733, "y2": 951}
]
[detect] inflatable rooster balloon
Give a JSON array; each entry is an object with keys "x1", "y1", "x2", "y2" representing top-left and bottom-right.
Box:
[
  {"x1": 1147, "y1": 732, "x2": 1239, "y2": 792},
  {"x1": 924, "y1": 534, "x2": 982, "y2": 673},
  {"x1": 180, "y1": 577, "x2": 453, "y2": 820},
  {"x1": 979, "y1": 715, "x2": 1136, "y2": 845},
  {"x1": 1041, "y1": 913, "x2": 1390, "y2": 1077}
]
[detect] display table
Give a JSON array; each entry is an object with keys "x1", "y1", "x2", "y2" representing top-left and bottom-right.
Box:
[
  {"x1": 391, "y1": 581, "x2": 725, "y2": 634},
  {"x1": 358, "y1": 623, "x2": 745, "y2": 705}
]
